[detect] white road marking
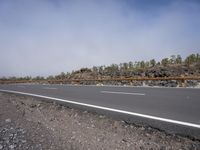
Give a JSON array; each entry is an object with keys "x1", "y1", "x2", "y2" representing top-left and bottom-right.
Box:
[
  {"x1": 0, "y1": 89, "x2": 200, "y2": 129},
  {"x1": 101, "y1": 91, "x2": 146, "y2": 96},
  {"x1": 42, "y1": 87, "x2": 57, "y2": 90}
]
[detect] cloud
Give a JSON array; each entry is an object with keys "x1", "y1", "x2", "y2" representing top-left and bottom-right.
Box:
[{"x1": 0, "y1": 0, "x2": 200, "y2": 77}]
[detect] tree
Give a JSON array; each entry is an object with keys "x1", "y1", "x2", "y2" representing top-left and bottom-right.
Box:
[
  {"x1": 123, "y1": 63, "x2": 128, "y2": 70},
  {"x1": 196, "y1": 53, "x2": 200, "y2": 62},
  {"x1": 170, "y1": 55, "x2": 176, "y2": 64},
  {"x1": 145, "y1": 61, "x2": 150, "y2": 68},
  {"x1": 47, "y1": 75, "x2": 54, "y2": 80},
  {"x1": 24, "y1": 76, "x2": 32, "y2": 80},
  {"x1": 104, "y1": 64, "x2": 119, "y2": 77},
  {"x1": 34, "y1": 76, "x2": 44, "y2": 80},
  {"x1": 184, "y1": 54, "x2": 196, "y2": 66},
  {"x1": 140, "y1": 61, "x2": 145, "y2": 69},
  {"x1": 92, "y1": 66, "x2": 98, "y2": 73},
  {"x1": 128, "y1": 61, "x2": 133, "y2": 69},
  {"x1": 111, "y1": 64, "x2": 119, "y2": 71},
  {"x1": 150, "y1": 59, "x2": 156, "y2": 67},
  {"x1": 98, "y1": 66, "x2": 104, "y2": 75},
  {"x1": 156, "y1": 62, "x2": 161, "y2": 66},
  {"x1": 119, "y1": 63, "x2": 124, "y2": 71},
  {"x1": 134, "y1": 61, "x2": 140, "y2": 69},
  {"x1": 80, "y1": 68, "x2": 92, "y2": 73},
  {"x1": 59, "y1": 72, "x2": 66, "y2": 79},
  {"x1": 161, "y1": 58, "x2": 169, "y2": 66},
  {"x1": 175, "y1": 55, "x2": 182, "y2": 64}
]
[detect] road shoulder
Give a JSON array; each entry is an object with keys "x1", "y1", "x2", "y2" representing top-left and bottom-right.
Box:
[{"x1": 0, "y1": 92, "x2": 200, "y2": 150}]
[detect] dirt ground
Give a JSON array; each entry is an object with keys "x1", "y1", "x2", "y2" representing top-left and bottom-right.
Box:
[{"x1": 0, "y1": 92, "x2": 200, "y2": 150}]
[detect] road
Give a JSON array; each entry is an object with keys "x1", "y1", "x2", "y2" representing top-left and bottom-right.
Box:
[{"x1": 0, "y1": 84, "x2": 200, "y2": 139}]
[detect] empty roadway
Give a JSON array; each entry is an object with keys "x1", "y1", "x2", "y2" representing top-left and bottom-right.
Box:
[{"x1": 0, "y1": 84, "x2": 200, "y2": 139}]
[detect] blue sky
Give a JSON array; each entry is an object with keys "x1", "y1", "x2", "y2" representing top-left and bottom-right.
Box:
[{"x1": 0, "y1": 0, "x2": 200, "y2": 77}]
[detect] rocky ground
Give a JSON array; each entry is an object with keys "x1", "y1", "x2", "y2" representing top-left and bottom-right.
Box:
[
  {"x1": 77, "y1": 80, "x2": 200, "y2": 88},
  {"x1": 67, "y1": 64, "x2": 200, "y2": 87},
  {"x1": 0, "y1": 92, "x2": 200, "y2": 150}
]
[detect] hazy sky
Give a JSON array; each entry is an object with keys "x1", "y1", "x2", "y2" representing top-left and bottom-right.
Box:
[{"x1": 0, "y1": 0, "x2": 200, "y2": 77}]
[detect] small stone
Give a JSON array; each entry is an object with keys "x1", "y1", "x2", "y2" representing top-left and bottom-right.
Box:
[
  {"x1": 0, "y1": 145, "x2": 3, "y2": 149},
  {"x1": 99, "y1": 115, "x2": 105, "y2": 119},
  {"x1": 21, "y1": 140, "x2": 26, "y2": 143},
  {"x1": 9, "y1": 145, "x2": 15, "y2": 149},
  {"x1": 145, "y1": 133, "x2": 150, "y2": 137},
  {"x1": 72, "y1": 131, "x2": 76, "y2": 134},
  {"x1": 160, "y1": 146, "x2": 166, "y2": 150},
  {"x1": 122, "y1": 138, "x2": 127, "y2": 143},
  {"x1": 5, "y1": 118, "x2": 11, "y2": 123},
  {"x1": 50, "y1": 118, "x2": 54, "y2": 121},
  {"x1": 140, "y1": 127, "x2": 145, "y2": 131},
  {"x1": 83, "y1": 111, "x2": 88, "y2": 114},
  {"x1": 30, "y1": 104, "x2": 37, "y2": 108},
  {"x1": 71, "y1": 136, "x2": 75, "y2": 140},
  {"x1": 139, "y1": 139, "x2": 143, "y2": 144},
  {"x1": 139, "y1": 146, "x2": 144, "y2": 150},
  {"x1": 148, "y1": 127, "x2": 152, "y2": 130}
]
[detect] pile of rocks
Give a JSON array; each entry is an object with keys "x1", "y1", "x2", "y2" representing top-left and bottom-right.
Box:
[
  {"x1": 74, "y1": 80, "x2": 200, "y2": 87},
  {"x1": 0, "y1": 119, "x2": 28, "y2": 150}
]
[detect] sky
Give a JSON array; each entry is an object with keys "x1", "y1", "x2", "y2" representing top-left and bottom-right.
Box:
[{"x1": 0, "y1": 0, "x2": 200, "y2": 77}]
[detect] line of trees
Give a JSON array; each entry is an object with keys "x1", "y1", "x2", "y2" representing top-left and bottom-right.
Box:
[{"x1": 1, "y1": 53, "x2": 200, "y2": 81}]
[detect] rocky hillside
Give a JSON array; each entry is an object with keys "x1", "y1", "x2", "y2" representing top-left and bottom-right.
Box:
[
  {"x1": 1, "y1": 53, "x2": 200, "y2": 87},
  {"x1": 52, "y1": 54, "x2": 200, "y2": 80},
  {"x1": 62, "y1": 64, "x2": 199, "y2": 87},
  {"x1": 68, "y1": 63, "x2": 200, "y2": 79}
]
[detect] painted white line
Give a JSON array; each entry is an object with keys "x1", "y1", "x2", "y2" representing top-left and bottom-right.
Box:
[
  {"x1": 42, "y1": 87, "x2": 57, "y2": 90},
  {"x1": 0, "y1": 89, "x2": 200, "y2": 129},
  {"x1": 101, "y1": 91, "x2": 146, "y2": 96}
]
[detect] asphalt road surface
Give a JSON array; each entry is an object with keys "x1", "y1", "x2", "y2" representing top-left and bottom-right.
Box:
[{"x1": 0, "y1": 84, "x2": 200, "y2": 139}]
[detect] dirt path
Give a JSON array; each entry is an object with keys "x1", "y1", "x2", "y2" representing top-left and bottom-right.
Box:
[{"x1": 0, "y1": 92, "x2": 200, "y2": 150}]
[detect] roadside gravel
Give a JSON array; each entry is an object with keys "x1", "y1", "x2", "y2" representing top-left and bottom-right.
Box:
[{"x1": 0, "y1": 92, "x2": 200, "y2": 150}]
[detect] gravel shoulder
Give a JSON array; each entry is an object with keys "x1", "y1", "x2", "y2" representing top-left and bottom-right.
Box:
[{"x1": 0, "y1": 92, "x2": 200, "y2": 150}]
